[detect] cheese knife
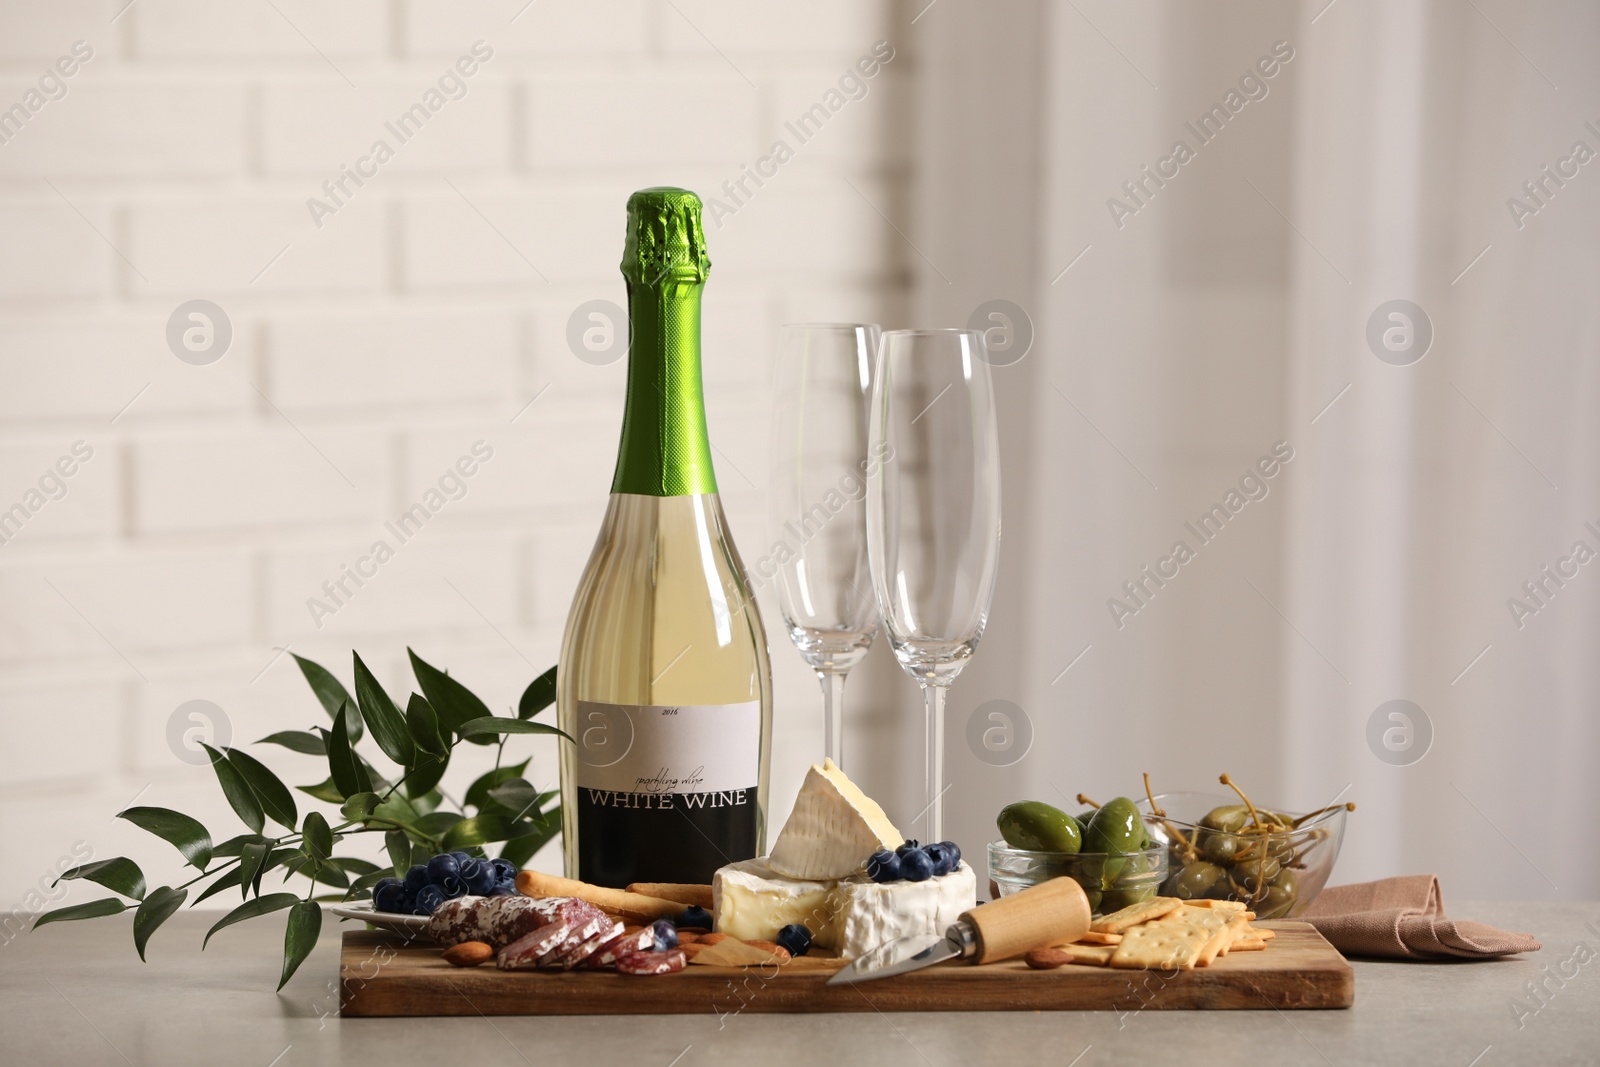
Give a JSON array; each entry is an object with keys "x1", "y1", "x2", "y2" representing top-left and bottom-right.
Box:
[{"x1": 827, "y1": 876, "x2": 1091, "y2": 984}]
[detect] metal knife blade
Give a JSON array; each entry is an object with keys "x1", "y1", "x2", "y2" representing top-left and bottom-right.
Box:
[{"x1": 827, "y1": 927, "x2": 966, "y2": 986}]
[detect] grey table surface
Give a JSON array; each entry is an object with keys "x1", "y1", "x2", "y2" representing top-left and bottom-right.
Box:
[{"x1": 0, "y1": 902, "x2": 1596, "y2": 1066}]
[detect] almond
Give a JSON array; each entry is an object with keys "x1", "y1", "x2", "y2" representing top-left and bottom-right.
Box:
[
  {"x1": 1024, "y1": 946, "x2": 1074, "y2": 970},
  {"x1": 676, "y1": 931, "x2": 700, "y2": 945},
  {"x1": 680, "y1": 942, "x2": 704, "y2": 961},
  {"x1": 697, "y1": 932, "x2": 727, "y2": 946},
  {"x1": 442, "y1": 941, "x2": 494, "y2": 967}
]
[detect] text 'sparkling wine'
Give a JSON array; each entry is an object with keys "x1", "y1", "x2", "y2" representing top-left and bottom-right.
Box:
[{"x1": 558, "y1": 187, "x2": 773, "y2": 888}]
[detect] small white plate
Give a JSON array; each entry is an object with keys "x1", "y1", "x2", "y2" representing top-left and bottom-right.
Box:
[{"x1": 330, "y1": 905, "x2": 433, "y2": 940}]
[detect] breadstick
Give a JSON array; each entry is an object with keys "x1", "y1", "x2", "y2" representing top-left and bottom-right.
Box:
[
  {"x1": 515, "y1": 870, "x2": 684, "y2": 922},
  {"x1": 625, "y1": 882, "x2": 713, "y2": 909}
]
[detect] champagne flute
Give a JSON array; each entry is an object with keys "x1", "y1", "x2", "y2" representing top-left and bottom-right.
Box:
[
  {"x1": 769, "y1": 324, "x2": 882, "y2": 769},
  {"x1": 865, "y1": 328, "x2": 1001, "y2": 843}
]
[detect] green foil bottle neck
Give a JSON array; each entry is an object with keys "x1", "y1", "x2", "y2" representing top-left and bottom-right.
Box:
[{"x1": 610, "y1": 196, "x2": 718, "y2": 497}]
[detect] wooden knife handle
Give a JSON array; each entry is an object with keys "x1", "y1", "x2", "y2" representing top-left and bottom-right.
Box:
[{"x1": 961, "y1": 877, "x2": 1091, "y2": 964}]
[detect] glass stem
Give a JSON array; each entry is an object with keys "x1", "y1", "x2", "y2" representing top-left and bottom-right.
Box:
[
  {"x1": 923, "y1": 683, "x2": 947, "y2": 844},
  {"x1": 819, "y1": 670, "x2": 848, "y2": 769}
]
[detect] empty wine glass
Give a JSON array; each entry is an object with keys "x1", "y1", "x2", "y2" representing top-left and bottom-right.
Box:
[
  {"x1": 865, "y1": 328, "x2": 1001, "y2": 843},
  {"x1": 769, "y1": 324, "x2": 882, "y2": 769}
]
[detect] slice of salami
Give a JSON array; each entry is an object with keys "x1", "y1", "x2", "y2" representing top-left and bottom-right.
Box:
[
  {"x1": 426, "y1": 895, "x2": 485, "y2": 946},
  {"x1": 481, "y1": 896, "x2": 561, "y2": 949},
  {"x1": 555, "y1": 920, "x2": 623, "y2": 970},
  {"x1": 537, "y1": 910, "x2": 610, "y2": 968},
  {"x1": 498, "y1": 919, "x2": 573, "y2": 970},
  {"x1": 588, "y1": 926, "x2": 656, "y2": 970},
  {"x1": 615, "y1": 948, "x2": 686, "y2": 976}
]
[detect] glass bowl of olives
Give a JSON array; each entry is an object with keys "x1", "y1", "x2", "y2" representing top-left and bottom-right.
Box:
[
  {"x1": 1138, "y1": 789, "x2": 1351, "y2": 919},
  {"x1": 988, "y1": 798, "x2": 1168, "y2": 915}
]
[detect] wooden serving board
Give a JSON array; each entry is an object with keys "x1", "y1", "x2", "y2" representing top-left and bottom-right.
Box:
[{"x1": 339, "y1": 921, "x2": 1352, "y2": 1015}]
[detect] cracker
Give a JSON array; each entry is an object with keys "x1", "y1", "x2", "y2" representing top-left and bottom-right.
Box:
[
  {"x1": 1090, "y1": 896, "x2": 1182, "y2": 934},
  {"x1": 1061, "y1": 942, "x2": 1117, "y2": 966},
  {"x1": 1185, "y1": 899, "x2": 1248, "y2": 912},
  {"x1": 1195, "y1": 914, "x2": 1249, "y2": 967},
  {"x1": 1109, "y1": 921, "x2": 1210, "y2": 971},
  {"x1": 1252, "y1": 926, "x2": 1276, "y2": 941},
  {"x1": 688, "y1": 938, "x2": 782, "y2": 967},
  {"x1": 1227, "y1": 934, "x2": 1268, "y2": 952},
  {"x1": 1071, "y1": 931, "x2": 1123, "y2": 945}
]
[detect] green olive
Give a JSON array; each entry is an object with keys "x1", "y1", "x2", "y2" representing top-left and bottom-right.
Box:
[
  {"x1": 1173, "y1": 861, "x2": 1225, "y2": 900},
  {"x1": 1199, "y1": 830, "x2": 1239, "y2": 864},
  {"x1": 997, "y1": 801, "x2": 1083, "y2": 853},
  {"x1": 1082, "y1": 797, "x2": 1148, "y2": 856},
  {"x1": 1200, "y1": 804, "x2": 1250, "y2": 833},
  {"x1": 1082, "y1": 887, "x2": 1103, "y2": 914}
]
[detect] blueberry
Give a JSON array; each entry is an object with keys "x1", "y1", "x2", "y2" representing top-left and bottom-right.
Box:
[
  {"x1": 776, "y1": 924, "x2": 812, "y2": 958},
  {"x1": 426, "y1": 853, "x2": 460, "y2": 886},
  {"x1": 490, "y1": 858, "x2": 517, "y2": 883},
  {"x1": 412, "y1": 883, "x2": 447, "y2": 914},
  {"x1": 938, "y1": 840, "x2": 962, "y2": 867},
  {"x1": 403, "y1": 864, "x2": 430, "y2": 895},
  {"x1": 924, "y1": 843, "x2": 954, "y2": 877},
  {"x1": 373, "y1": 882, "x2": 407, "y2": 914},
  {"x1": 894, "y1": 839, "x2": 922, "y2": 859},
  {"x1": 439, "y1": 876, "x2": 468, "y2": 899},
  {"x1": 486, "y1": 884, "x2": 517, "y2": 897},
  {"x1": 374, "y1": 876, "x2": 402, "y2": 893},
  {"x1": 899, "y1": 848, "x2": 934, "y2": 882},
  {"x1": 866, "y1": 849, "x2": 902, "y2": 883},
  {"x1": 674, "y1": 906, "x2": 712, "y2": 929},
  {"x1": 449, "y1": 851, "x2": 473, "y2": 865},
  {"x1": 460, "y1": 857, "x2": 497, "y2": 895},
  {"x1": 649, "y1": 919, "x2": 679, "y2": 950}
]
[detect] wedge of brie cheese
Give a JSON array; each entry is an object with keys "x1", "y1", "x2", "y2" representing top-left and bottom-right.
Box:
[
  {"x1": 834, "y1": 861, "x2": 975, "y2": 960},
  {"x1": 712, "y1": 858, "x2": 976, "y2": 960},
  {"x1": 767, "y1": 758, "x2": 902, "y2": 880}
]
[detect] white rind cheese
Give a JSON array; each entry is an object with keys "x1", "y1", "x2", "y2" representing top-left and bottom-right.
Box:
[
  {"x1": 713, "y1": 858, "x2": 843, "y2": 949},
  {"x1": 835, "y1": 861, "x2": 976, "y2": 961},
  {"x1": 767, "y1": 758, "x2": 902, "y2": 880},
  {"x1": 711, "y1": 858, "x2": 977, "y2": 960}
]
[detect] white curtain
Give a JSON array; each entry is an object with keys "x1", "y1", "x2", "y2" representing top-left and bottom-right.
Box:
[{"x1": 901, "y1": 0, "x2": 1599, "y2": 900}]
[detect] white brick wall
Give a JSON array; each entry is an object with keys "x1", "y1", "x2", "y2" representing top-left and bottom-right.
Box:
[{"x1": 0, "y1": 1, "x2": 907, "y2": 907}]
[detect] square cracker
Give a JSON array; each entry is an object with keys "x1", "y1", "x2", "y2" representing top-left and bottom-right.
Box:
[
  {"x1": 1061, "y1": 942, "x2": 1117, "y2": 966},
  {"x1": 1090, "y1": 896, "x2": 1182, "y2": 934},
  {"x1": 1072, "y1": 931, "x2": 1123, "y2": 945},
  {"x1": 1226, "y1": 933, "x2": 1268, "y2": 952},
  {"x1": 1109, "y1": 921, "x2": 1211, "y2": 971},
  {"x1": 1185, "y1": 899, "x2": 1248, "y2": 912},
  {"x1": 1195, "y1": 914, "x2": 1249, "y2": 967}
]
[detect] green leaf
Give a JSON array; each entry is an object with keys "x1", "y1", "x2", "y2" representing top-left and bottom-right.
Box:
[
  {"x1": 409, "y1": 788, "x2": 443, "y2": 816},
  {"x1": 256, "y1": 730, "x2": 327, "y2": 755},
  {"x1": 465, "y1": 760, "x2": 529, "y2": 810},
  {"x1": 404, "y1": 694, "x2": 448, "y2": 757},
  {"x1": 499, "y1": 816, "x2": 560, "y2": 868},
  {"x1": 283, "y1": 853, "x2": 348, "y2": 889},
  {"x1": 118, "y1": 807, "x2": 212, "y2": 871},
  {"x1": 302, "y1": 811, "x2": 333, "y2": 862},
  {"x1": 458, "y1": 716, "x2": 575, "y2": 743},
  {"x1": 132, "y1": 886, "x2": 186, "y2": 961},
  {"x1": 204, "y1": 893, "x2": 298, "y2": 949},
  {"x1": 33, "y1": 898, "x2": 128, "y2": 929},
  {"x1": 339, "y1": 792, "x2": 381, "y2": 822},
  {"x1": 352, "y1": 652, "x2": 415, "y2": 767},
  {"x1": 518, "y1": 666, "x2": 557, "y2": 719},
  {"x1": 238, "y1": 840, "x2": 271, "y2": 900},
  {"x1": 200, "y1": 743, "x2": 264, "y2": 835},
  {"x1": 226, "y1": 748, "x2": 298, "y2": 830},
  {"x1": 440, "y1": 814, "x2": 522, "y2": 850},
  {"x1": 408, "y1": 648, "x2": 496, "y2": 744},
  {"x1": 293, "y1": 653, "x2": 362, "y2": 743},
  {"x1": 55, "y1": 858, "x2": 146, "y2": 901},
  {"x1": 210, "y1": 833, "x2": 268, "y2": 859},
  {"x1": 414, "y1": 811, "x2": 464, "y2": 838},
  {"x1": 191, "y1": 867, "x2": 244, "y2": 906},
  {"x1": 487, "y1": 779, "x2": 556, "y2": 821},
  {"x1": 325, "y1": 707, "x2": 372, "y2": 799},
  {"x1": 296, "y1": 777, "x2": 346, "y2": 805},
  {"x1": 330, "y1": 856, "x2": 380, "y2": 876},
  {"x1": 385, "y1": 830, "x2": 411, "y2": 876},
  {"x1": 260, "y1": 847, "x2": 299, "y2": 891},
  {"x1": 279, "y1": 900, "x2": 322, "y2": 990},
  {"x1": 404, "y1": 753, "x2": 449, "y2": 800},
  {"x1": 345, "y1": 867, "x2": 391, "y2": 900}
]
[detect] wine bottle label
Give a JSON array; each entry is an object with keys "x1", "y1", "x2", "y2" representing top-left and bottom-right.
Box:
[{"x1": 574, "y1": 699, "x2": 760, "y2": 887}]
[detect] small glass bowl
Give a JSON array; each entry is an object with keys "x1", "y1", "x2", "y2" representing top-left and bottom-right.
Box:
[
  {"x1": 987, "y1": 839, "x2": 1168, "y2": 916},
  {"x1": 1137, "y1": 792, "x2": 1348, "y2": 918}
]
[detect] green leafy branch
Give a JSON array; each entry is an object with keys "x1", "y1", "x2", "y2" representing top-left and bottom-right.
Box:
[{"x1": 34, "y1": 648, "x2": 568, "y2": 989}]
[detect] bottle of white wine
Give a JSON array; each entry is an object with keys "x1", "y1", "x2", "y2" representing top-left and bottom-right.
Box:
[{"x1": 557, "y1": 187, "x2": 773, "y2": 888}]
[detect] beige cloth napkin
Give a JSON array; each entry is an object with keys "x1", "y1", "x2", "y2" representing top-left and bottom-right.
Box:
[{"x1": 1301, "y1": 874, "x2": 1541, "y2": 959}]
